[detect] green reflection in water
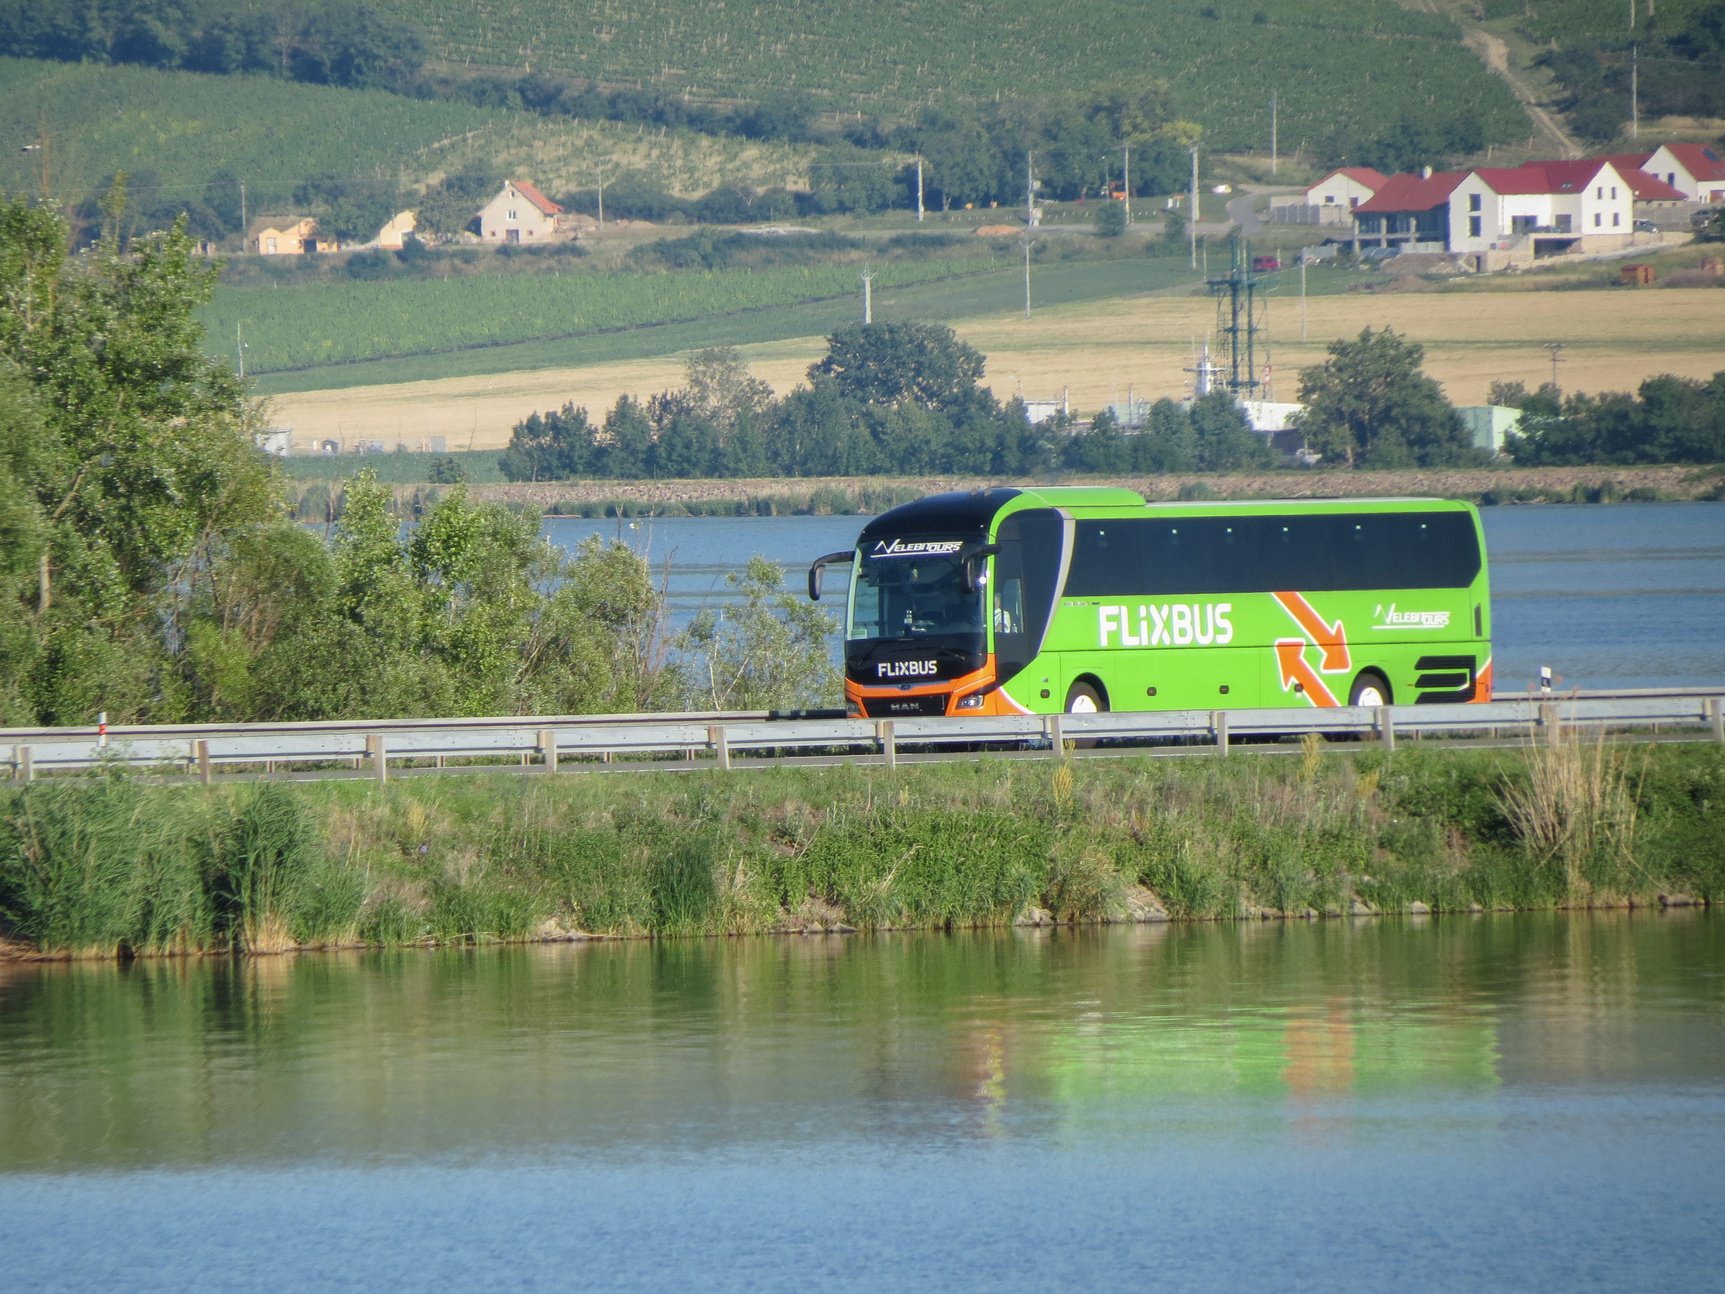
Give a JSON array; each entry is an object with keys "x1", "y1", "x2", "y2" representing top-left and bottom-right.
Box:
[{"x1": 0, "y1": 911, "x2": 1716, "y2": 1170}]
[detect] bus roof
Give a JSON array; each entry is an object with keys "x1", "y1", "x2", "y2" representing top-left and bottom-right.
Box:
[{"x1": 860, "y1": 488, "x2": 1474, "y2": 540}]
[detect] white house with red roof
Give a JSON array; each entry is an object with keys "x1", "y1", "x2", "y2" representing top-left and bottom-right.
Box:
[
  {"x1": 477, "y1": 180, "x2": 565, "y2": 243},
  {"x1": 1637, "y1": 142, "x2": 1725, "y2": 204},
  {"x1": 1304, "y1": 167, "x2": 1388, "y2": 225},
  {"x1": 1446, "y1": 159, "x2": 1637, "y2": 256},
  {"x1": 1599, "y1": 153, "x2": 1691, "y2": 210}
]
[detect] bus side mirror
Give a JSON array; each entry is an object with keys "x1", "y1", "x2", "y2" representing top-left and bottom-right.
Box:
[
  {"x1": 959, "y1": 543, "x2": 999, "y2": 595},
  {"x1": 808, "y1": 551, "x2": 852, "y2": 602}
]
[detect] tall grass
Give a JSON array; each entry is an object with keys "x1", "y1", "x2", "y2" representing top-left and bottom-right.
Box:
[
  {"x1": 214, "y1": 784, "x2": 318, "y2": 953},
  {"x1": 1, "y1": 743, "x2": 1717, "y2": 959},
  {"x1": 1497, "y1": 720, "x2": 1645, "y2": 902}
]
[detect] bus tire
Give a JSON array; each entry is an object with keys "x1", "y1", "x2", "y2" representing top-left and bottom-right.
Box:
[
  {"x1": 1348, "y1": 671, "x2": 1392, "y2": 708},
  {"x1": 1064, "y1": 681, "x2": 1106, "y2": 748},
  {"x1": 1065, "y1": 681, "x2": 1106, "y2": 714}
]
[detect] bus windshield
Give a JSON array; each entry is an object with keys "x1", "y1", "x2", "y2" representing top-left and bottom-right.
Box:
[{"x1": 847, "y1": 541, "x2": 984, "y2": 641}]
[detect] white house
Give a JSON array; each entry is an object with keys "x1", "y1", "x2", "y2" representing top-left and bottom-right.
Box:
[
  {"x1": 1445, "y1": 160, "x2": 1635, "y2": 257},
  {"x1": 1638, "y1": 142, "x2": 1725, "y2": 204},
  {"x1": 477, "y1": 180, "x2": 564, "y2": 243},
  {"x1": 1304, "y1": 168, "x2": 1388, "y2": 225}
]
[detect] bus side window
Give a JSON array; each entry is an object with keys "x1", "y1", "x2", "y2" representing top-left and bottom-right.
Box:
[{"x1": 994, "y1": 577, "x2": 1023, "y2": 634}]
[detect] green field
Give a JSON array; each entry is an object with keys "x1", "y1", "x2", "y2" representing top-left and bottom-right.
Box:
[
  {"x1": 1480, "y1": 0, "x2": 1710, "y2": 39},
  {"x1": 238, "y1": 251, "x2": 1206, "y2": 395},
  {"x1": 0, "y1": 57, "x2": 814, "y2": 213},
  {"x1": 390, "y1": 0, "x2": 1526, "y2": 152},
  {"x1": 0, "y1": 58, "x2": 500, "y2": 209}
]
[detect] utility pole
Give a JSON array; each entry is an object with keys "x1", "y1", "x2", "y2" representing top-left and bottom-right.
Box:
[
  {"x1": 236, "y1": 321, "x2": 246, "y2": 379},
  {"x1": 1022, "y1": 234, "x2": 1034, "y2": 318},
  {"x1": 1546, "y1": 342, "x2": 1566, "y2": 395},
  {"x1": 1122, "y1": 143, "x2": 1131, "y2": 225},
  {"x1": 1631, "y1": 44, "x2": 1639, "y2": 139},
  {"x1": 1189, "y1": 145, "x2": 1199, "y2": 270},
  {"x1": 916, "y1": 156, "x2": 924, "y2": 222},
  {"x1": 1026, "y1": 151, "x2": 1035, "y2": 229},
  {"x1": 1300, "y1": 256, "x2": 1308, "y2": 342},
  {"x1": 862, "y1": 265, "x2": 874, "y2": 324},
  {"x1": 239, "y1": 179, "x2": 247, "y2": 240},
  {"x1": 1271, "y1": 91, "x2": 1278, "y2": 177}
]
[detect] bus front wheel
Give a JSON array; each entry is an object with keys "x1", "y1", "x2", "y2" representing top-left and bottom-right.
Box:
[
  {"x1": 1348, "y1": 671, "x2": 1392, "y2": 708},
  {"x1": 1065, "y1": 681, "x2": 1106, "y2": 714}
]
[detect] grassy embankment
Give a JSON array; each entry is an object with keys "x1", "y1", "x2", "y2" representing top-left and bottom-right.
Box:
[{"x1": 3, "y1": 737, "x2": 1718, "y2": 959}]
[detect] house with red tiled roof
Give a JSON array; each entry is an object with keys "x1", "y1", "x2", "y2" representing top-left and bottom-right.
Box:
[
  {"x1": 477, "y1": 180, "x2": 565, "y2": 243},
  {"x1": 1304, "y1": 167, "x2": 1389, "y2": 225},
  {"x1": 1598, "y1": 154, "x2": 1687, "y2": 206},
  {"x1": 1638, "y1": 142, "x2": 1725, "y2": 204},
  {"x1": 1446, "y1": 159, "x2": 1639, "y2": 257},
  {"x1": 1351, "y1": 170, "x2": 1466, "y2": 253}
]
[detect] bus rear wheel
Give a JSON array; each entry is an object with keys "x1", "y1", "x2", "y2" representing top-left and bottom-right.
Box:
[{"x1": 1348, "y1": 671, "x2": 1392, "y2": 708}]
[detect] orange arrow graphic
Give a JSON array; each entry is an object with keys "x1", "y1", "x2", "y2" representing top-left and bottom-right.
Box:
[
  {"x1": 1276, "y1": 639, "x2": 1339, "y2": 707},
  {"x1": 1274, "y1": 591, "x2": 1351, "y2": 673}
]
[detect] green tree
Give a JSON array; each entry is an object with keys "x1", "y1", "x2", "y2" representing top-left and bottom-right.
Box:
[
  {"x1": 0, "y1": 195, "x2": 277, "y2": 724},
  {"x1": 810, "y1": 320, "x2": 991, "y2": 417},
  {"x1": 1190, "y1": 390, "x2": 1273, "y2": 471},
  {"x1": 599, "y1": 395, "x2": 653, "y2": 478},
  {"x1": 1295, "y1": 327, "x2": 1472, "y2": 468},
  {"x1": 1137, "y1": 398, "x2": 1197, "y2": 472},
  {"x1": 678, "y1": 556, "x2": 839, "y2": 711},
  {"x1": 1094, "y1": 199, "x2": 1128, "y2": 237},
  {"x1": 500, "y1": 403, "x2": 593, "y2": 481}
]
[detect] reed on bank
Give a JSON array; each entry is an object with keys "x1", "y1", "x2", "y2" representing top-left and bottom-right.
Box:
[{"x1": 1, "y1": 741, "x2": 1718, "y2": 958}]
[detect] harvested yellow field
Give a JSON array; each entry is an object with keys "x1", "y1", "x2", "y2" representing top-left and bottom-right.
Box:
[{"x1": 266, "y1": 286, "x2": 1725, "y2": 453}]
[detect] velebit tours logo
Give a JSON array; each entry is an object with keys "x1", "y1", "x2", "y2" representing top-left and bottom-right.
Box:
[
  {"x1": 871, "y1": 539, "x2": 965, "y2": 559},
  {"x1": 1373, "y1": 603, "x2": 1451, "y2": 630}
]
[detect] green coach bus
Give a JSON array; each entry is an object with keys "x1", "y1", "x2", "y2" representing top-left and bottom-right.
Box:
[{"x1": 808, "y1": 487, "x2": 1492, "y2": 719}]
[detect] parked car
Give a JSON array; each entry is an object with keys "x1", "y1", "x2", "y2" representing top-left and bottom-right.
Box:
[
  {"x1": 1633, "y1": 219, "x2": 1659, "y2": 233},
  {"x1": 1251, "y1": 254, "x2": 1281, "y2": 271}
]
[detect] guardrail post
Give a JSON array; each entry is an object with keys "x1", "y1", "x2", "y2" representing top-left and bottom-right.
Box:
[
  {"x1": 1213, "y1": 711, "x2": 1229, "y2": 756},
  {"x1": 1709, "y1": 697, "x2": 1724, "y2": 744},
  {"x1": 709, "y1": 724, "x2": 730, "y2": 771},
  {"x1": 16, "y1": 746, "x2": 29, "y2": 782},
  {"x1": 539, "y1": 729, "x2": 558, "y2": 773},
  {"x1": 367, "y1": 734, "x2": 388, "y2": 783},
  {"x1": 195, "y1": 739, "x2": 212, "y2": 786},
  {"x1": 1047, "y1": 714, "x2": 1064, "y2": 756},
  {"x1": 1378, "y1": 707, "x2": 1395, "y2": 752},
  {"x1": 877, "y1": 719, "x2": 896, "y2": 769}
]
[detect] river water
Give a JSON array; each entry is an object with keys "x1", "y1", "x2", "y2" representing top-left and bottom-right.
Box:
[
  {"x1": 2, "y1": 915, "x2": 1721, "y2": 1290},
  {"x1": 546, "y1": 501, "x2": 1725, "y2": 694}
]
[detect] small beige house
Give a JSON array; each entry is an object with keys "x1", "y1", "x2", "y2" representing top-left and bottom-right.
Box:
[
  {"x1": 251, "y1": 217, "x2": 329, "y2": 255},
  {"x1": 367, "y1": 210, "x2": 418, "y2": 249},
  {"x1": 477, "y1": 181, "x2": 563, "y2": 243}
]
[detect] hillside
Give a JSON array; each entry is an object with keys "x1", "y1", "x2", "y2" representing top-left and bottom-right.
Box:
[
  {"x1": 386, "y1": 0, "x2": 1526, "y2": 153},
  {"x1": 0, "y1": 57, "x2": 813, "y2": 218}
]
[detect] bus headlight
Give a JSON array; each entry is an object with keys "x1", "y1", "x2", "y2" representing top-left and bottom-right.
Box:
[{"x1": 955, "y1": 692, "x2": 986, "y2": 711}]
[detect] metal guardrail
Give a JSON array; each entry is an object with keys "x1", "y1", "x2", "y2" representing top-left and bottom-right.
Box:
[{"x1": 2, "y1": 692, "x2": 1721, "y2": 784}]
